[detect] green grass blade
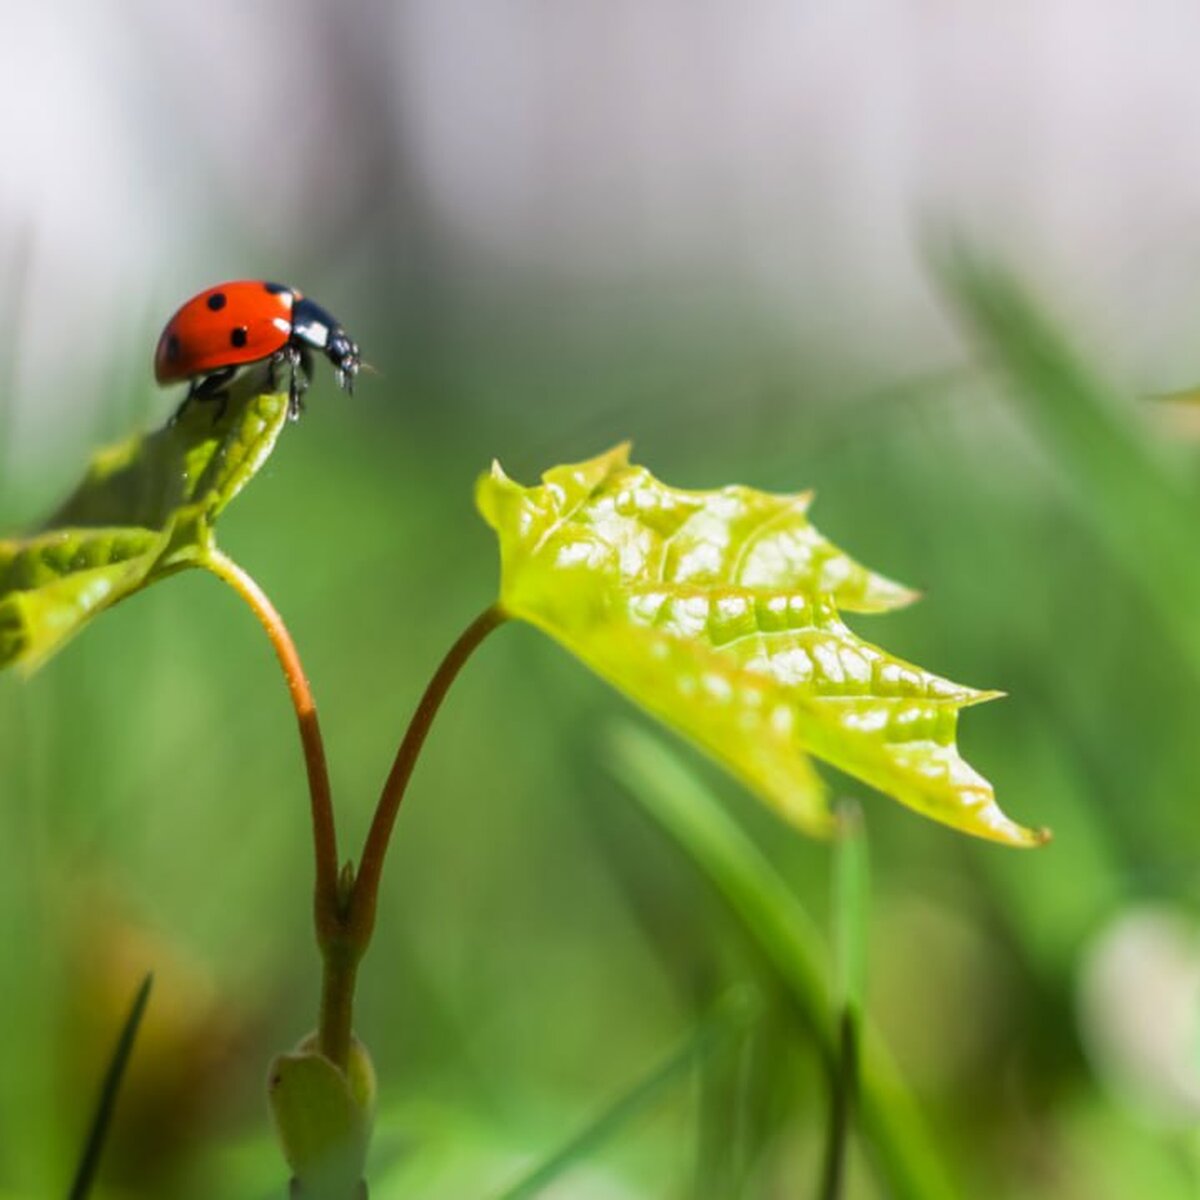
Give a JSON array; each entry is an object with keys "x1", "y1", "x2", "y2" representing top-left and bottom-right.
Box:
[
  {"x1": 932, "y1": 247, "x2": 1200, "y2": 676},
  {"x1": 818, "y1": 1010, "x2": 859, "y2": 1200},
  {"x1": 67, "y1": 972, "x2": 153, "y2": 1200},
  {"x1": 832, "y1": 799, "x2": 869, "y2": 1020},
  {"x1": 820, "y1": 799, "x2": 869, "y2": 1200},
  {"x1": 608, "y1": 724, "x2": 957, "y2": 1200},
  {"x1": 493, "y1": 989, "x2": 756, "y2": 1200}
]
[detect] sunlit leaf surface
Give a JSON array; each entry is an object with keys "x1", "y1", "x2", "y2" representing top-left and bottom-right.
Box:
[
  {"x1": 0, "y1": 392, "x2": 289, "y2": 672},
  {"x1": 478, "y1": 443, "x2": 1045, "y2": 846}
]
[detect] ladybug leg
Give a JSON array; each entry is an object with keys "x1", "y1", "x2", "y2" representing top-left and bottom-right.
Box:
[
  {"x1": 170, "y1": 368, "x2": 235, "y2": 425},
  {"x1": 197, "y1": 368, "x2": 236, "y2": 424},
  {"x1": 265, "y1": 347, "x2": 302, "y2": 419},
  {"x1": 288, "y1": 367, "x2": 303, "y2": 421},
  {"x1": 167, "y1": 377, "x2": 206, "y2": 425},
  {"x1": 296, "y1": 347, "x2": 314, "y2": 418},
  {"x1": 169, "y1": 389, "x2": 193, "y2": 427},
  {"x1": 267, "y1": 349, "x2": 290, "y2": 397},
  {"x1": 192, "y1": 368, "x2": 235, "y2": 401},
  {"x1": 285, "y1": 345, "x2": 311, "y2": 421}
]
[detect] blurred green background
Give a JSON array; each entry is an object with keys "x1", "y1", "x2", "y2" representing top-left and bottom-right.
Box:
[{"x1": 4, "y1": 5, "x2": 1200, "y2": 1197}]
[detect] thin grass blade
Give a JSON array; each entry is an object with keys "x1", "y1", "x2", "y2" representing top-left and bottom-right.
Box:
[
  {"x1": 67, "y1": 972, "x2": 153, "y2": 1200},
  {"x1": 608, "y1": 724, "x2": 956, "y2": 1200},
  {"x1": 493, "y1": 989, "x2": 756, "y2": 1200}
]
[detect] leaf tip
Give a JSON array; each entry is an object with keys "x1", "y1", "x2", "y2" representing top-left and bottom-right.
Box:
[
  {"x1": 1007, "y1": 823, "x2": 1053, "y2": 849},
  {"x1": 861, "y1": 577, "x2": 924, "y2": 613},
  {"x1": 575, "y1": 440, "x2": 633, "y2": 483},
  {"x1": 982, "y1": 811, "x2": 1052, "y2": 849},
  {"x1": 475, "y1": 458, "x2": 517, "y2": 530},
  {"x1": 771, "y1": 784, "x2": 838, "y2": 839},
  {"x1": 1027, "y1": 820, "x2": 1056, "y2": 849}
]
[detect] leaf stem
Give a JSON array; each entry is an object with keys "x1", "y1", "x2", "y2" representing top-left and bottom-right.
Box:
[
  {"x1": 313, "y1": 604, "x2": 504, "y2": 1069},
  {"x1": 316, "y1": 940, "x2": 361, "y2": 1076},
  {"x1": 204, "y1": 550, "x2": 340, "y2": 938},
  {"x1": 205, "y1": 560, "x2": 503, "y2": 1072},
  {"x1": 349, "y1": 604, "x2": 507, "y2": 947}
]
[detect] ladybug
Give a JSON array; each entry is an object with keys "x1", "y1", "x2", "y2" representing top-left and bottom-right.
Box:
[{"x1": 154, "y1": 280, "x2": 360, "y2": 420}]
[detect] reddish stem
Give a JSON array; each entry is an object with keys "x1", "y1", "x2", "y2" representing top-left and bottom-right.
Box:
[
  {"x1": 204, "y1": 551, "x2": 340, "y2": 937},
  {"x1": 348, "y1": 605, "x2": 506, "y2": 947},
  {"x1": 204, "y1": 557, "x2": 502, "y2": 1071}
]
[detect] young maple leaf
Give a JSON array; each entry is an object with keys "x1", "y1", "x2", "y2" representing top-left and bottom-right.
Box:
[{"x1": 477, "y1": 443, "x2": 1046, "y2": 847}]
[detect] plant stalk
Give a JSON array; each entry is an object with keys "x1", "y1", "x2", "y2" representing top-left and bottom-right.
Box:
[
  {"x1": 317, "y1": 941, "x2": 361, "y2": 1072},
  {"x1": 204, "y1": 552, "x2": 341, "y2": 942},
  {"x1": 208, "y1": 556, "x2": 503, "y2": 1073},
  {"x1": 348, "y1": 604, "x2": 506, "y2": 947},
  {"x1": 317, "y1": 605, "x2": 505, "y2": 1067}
]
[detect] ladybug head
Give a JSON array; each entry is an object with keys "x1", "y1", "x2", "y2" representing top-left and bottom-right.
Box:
[
  {"x1": 290, "y1": 295, "x2": 360, "y2": 395},
  {"x1": 327, "y1": 329, "x2": 360, "y2": 394}
]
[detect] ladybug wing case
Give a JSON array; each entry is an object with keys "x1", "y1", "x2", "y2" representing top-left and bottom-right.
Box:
[{"x1": 154, "y1": 282, "x2": 295, "y2": 384}]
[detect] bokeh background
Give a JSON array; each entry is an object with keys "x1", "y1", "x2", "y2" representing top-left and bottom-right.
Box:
[{"x1": 4, "y1": 3, "x2": 1200, "y2": 1197}]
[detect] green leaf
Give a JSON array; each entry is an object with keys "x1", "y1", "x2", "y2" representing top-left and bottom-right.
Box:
[
  {"x1": 477, "y1": 443, "x2": 1044, "y2": 846},
  {"x1": 0, "y1": 391, "x2": 289, "y2": 673}
]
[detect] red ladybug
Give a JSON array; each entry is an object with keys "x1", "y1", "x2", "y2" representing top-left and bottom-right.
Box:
[{"x1": 154, "y1": 280, "x2": 360, "y2": 420}]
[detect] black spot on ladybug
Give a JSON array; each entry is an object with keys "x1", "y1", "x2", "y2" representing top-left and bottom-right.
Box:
[
  {"x1": 264, "y1": 282, "x2": 288, "y2": 294},
  {"x1": 230, "y1": 326, "x2": 248, "y2": 348},
  {"x1": 165, "y1": 333, "x2": 181, "y2": 360},
  {"x1": 206, "y1": 291, "x2": 227, "y2": 311}
]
